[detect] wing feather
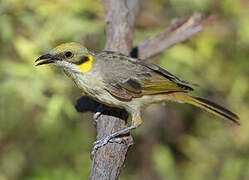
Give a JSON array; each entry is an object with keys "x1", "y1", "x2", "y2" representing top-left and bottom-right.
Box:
[{"x1": 96, "y1": 51, "x2": 195, "y2": 100}]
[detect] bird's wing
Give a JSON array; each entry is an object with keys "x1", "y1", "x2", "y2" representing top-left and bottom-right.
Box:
[{"x1": 96, "y1": 51, "x2": 195, "y2": 100}]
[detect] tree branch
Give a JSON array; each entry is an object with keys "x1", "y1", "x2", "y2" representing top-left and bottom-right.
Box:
[
  {"x1": 89, "y1": 0, "x2": 139, "y2": 180},
  {"x1": 134, "y1": 14, "x2": 215, "y2": 60}
]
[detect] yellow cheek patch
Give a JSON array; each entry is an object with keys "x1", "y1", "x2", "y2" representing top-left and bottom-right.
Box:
[{"x1": 77, "y1": 55, "x2": 94, "y2": 73}]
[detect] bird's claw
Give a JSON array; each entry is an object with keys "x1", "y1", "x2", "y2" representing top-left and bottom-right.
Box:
[
  {"x1": 90, "y1": 136, "x2": 124, "y2": 159},
  {"x1": 109, "y1": 137, "x2": 123, "y2": 144},
  {"x1": 93, "y1": 104, "x2": 105, "y2": 126},
  {"x1": 90, "y1": 125, "x2": 136, "y2": 159},
  {"x1": 93, "y1": 111, "x2": 102, "y2": 124}
]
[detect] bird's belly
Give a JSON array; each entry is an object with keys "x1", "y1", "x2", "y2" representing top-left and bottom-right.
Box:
[
  {"x1": 73, "y1": 77, "x2": 125, "y2": 107},
  {"x1": 87, "y1": 90, "x2": 179, "y2": 110},
  {"x1": 91, "y1": 90, "x2": 128, "y2": 108},
  {"x1": 91, "y1": 92, "x2": 174, "y2": 110}
]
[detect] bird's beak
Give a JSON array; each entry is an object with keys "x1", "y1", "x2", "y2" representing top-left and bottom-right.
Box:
[{"x1": 35, "y1": 53, "x2": 57, "y2": 66}]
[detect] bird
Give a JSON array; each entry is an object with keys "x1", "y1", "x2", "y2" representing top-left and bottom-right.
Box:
[{"x1": 35, "y1": 42, "x2": 240, "y2": 155}]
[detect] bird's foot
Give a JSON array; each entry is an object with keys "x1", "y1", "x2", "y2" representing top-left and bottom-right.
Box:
[
  {"x1": 90, "y1": 125, "x2": 136, "y2": 159},
  {"x1": 90, "y1": 136, "x2": 124, "y2": 159}
]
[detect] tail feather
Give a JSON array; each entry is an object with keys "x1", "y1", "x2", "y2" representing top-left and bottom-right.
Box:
[{"x1": 174, "y1": 93, "x2": 240, "y2": 125}]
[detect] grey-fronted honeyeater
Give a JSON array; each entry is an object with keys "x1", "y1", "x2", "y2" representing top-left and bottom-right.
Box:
[{"x1": 35, "y1": 42, "x2": 240, "y2": 154}]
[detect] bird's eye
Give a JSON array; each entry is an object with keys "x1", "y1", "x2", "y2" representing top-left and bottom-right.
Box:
[{"x1": 65, "y1": 51, "x2": 73, "y2": 58}]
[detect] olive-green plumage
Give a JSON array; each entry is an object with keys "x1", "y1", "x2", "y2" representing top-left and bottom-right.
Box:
[{"x1": 35, "y1": 42, "x2": 240, "y2": 144}]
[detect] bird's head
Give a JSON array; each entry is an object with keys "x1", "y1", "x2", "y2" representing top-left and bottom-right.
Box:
[{"x1": 35, "y1": 42, "x2": 94, "y2": 73}]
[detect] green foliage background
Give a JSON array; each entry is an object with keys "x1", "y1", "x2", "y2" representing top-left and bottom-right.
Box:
[{"x1": 0, "y1": 0, "x2": 248, "y2": 179}]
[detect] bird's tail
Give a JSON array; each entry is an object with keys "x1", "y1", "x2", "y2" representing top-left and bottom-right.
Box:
[{"x1": 172, "y1": 93, "x2": 240, "y2": 125}]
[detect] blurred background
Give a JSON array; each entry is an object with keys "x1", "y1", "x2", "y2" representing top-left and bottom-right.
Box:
[{"x1": 0, "y1": 0, "x2": 248, "y2": 179}]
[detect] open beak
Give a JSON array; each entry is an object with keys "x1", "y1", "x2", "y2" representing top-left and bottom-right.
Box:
[{"x1": 35, "y1": 54, "x2": 56, "y2": 66}]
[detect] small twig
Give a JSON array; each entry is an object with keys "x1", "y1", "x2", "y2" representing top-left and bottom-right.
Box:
[{"x1": 135, "y1": 14, "x2": 215, "y2": 60}]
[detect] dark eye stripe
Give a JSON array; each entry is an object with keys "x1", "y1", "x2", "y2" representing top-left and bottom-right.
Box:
[{"x1": 74, "y1": 56, "x2": 89, "y2": 65}]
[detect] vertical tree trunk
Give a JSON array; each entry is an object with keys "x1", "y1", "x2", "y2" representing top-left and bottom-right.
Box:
[{"x1": 89, "y1": 1, "x2": 139, "y2": 180}]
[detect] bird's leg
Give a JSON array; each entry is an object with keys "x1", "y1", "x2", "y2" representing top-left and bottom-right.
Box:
[{"x1": 91, "y1": 111, "x2": 142, "y2": 157}]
